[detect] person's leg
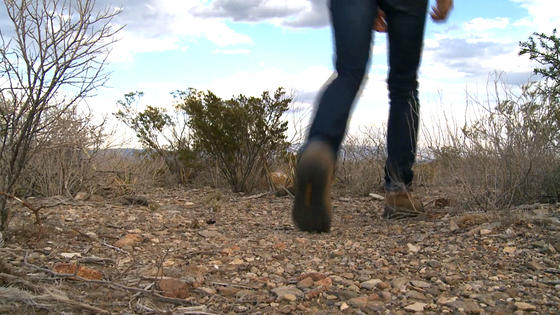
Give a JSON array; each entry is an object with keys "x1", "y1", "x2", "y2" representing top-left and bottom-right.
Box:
[
  {"x1": 307, "y1": 0, "x2": 378, "y2": 154},
  {"x1": 381, "y1": 0, "x2": 428, "y2": 219},
  {"x1": 382, "y1": 0, "x2": 428, "y2": 192},
  {"x1": 293, "y1": 0, "x2": 378, "y2": 232}
]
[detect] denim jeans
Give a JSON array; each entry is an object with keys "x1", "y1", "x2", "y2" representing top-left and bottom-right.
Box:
[{"x1": 306, "y1": 0, "x2": 428, "y2": 192}]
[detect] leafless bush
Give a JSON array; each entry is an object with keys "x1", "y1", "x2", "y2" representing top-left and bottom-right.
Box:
[
  {"x1": 335, "y1": 125, "x2": 387, "y2": 196},
  {"x1": 425, "y1": 73, "x2": 560, "y2": 210},
  {"x1": 0, "y1": 0, "x2": 123, "y2": 230},
  {"x1": 18, "y1": 106, "x2": 115, "y2": 197}
]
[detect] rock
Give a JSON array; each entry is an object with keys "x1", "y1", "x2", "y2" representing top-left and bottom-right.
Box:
[
  {"x1": 297, "y1": 272, "x2": 327, "y2": 281},
  {"x1": 480, "y1": 229, "x2": 492, "y2": 235},
  {"x1": 337, "y1": 290, "x2": 359, "y2": 300},
  {"x1": 410, "y1": 280, "x2": 431, "y2": 288},
  {"x1": 218, "y1": 286, "x2": 239, "y2": 297},
  {"x1": 407, "y1": 243, "x2": 420, "y2": 253},
  {"x1": 369, "y1": 193, "x2": 385, "y2": 201},
  {"x1": 278, "y1": 293, "x2": 297, "y2": 302},
  {"x1": 445, "y1": 299, "x2": 481, "y2": 314},
  {"x1": 198, "y1": 287, "x2": 216, "y2": 295},
  {"x1": 157, "y1": 278, "x2": 190, "y2": 299},
  {"x1": 449, "y1": 220, "x2": 460, "y2": 232},
  {"x1": 198, "y1": 230, "x2": 223, "y2": 238},
  {"x1": 347, "y1": 296, "x2": 368, "y2": 308},
  {"x1": 380, "y1": 291, "x2": 392, "y2": 302},
  {"x1": 361, "y1": 279, "x2": 382, "y2": 290},
  {"x1": 74, "y1": 192, "x2": 89, "y2": 201},
  {"x1": 407, "y1": 290, "x2": 427, "y2": 300},
  {"x1": 341, "y1": 272, "x2": 354, "y2": 279},
  {"x1": 229, "y1": 258, "x2": 244, "y2": 265},
  {"x1": 235, "y1": 290, "x2": 255, "y2": 299},
  {"x1": 503, "y1": 246, "x2": 516, "y2": 254},
  {"x1": 514, "y1": 302, "x2": 536, "y2": 311},
  {"x1": 85, "y1": 232, "x2": 98, "y2": 240},
  {"x1": 393, "y1": 277, "x2": 409, "y2": 290},
  {"x1": 314, "y1": 277, "x2": 333, "y2": 289},
  {"x1": 404, "y1": 302, "x2": 427, "y2": 312},
  {"x1": 113, "y1": 234, "x2": 142, "y2": 248},
  {"x1": 504, "y1": 288, "x2": 518, "y2": 298},
  {"x1": 271, "y1": 286, "x2": 303, "y2": 298},
  {"x1": 297, "y1": 277, "x2": 314, "y2": 289},
  {"x1": 377, "y1": 281, "x2": 391, "y2": 290}
]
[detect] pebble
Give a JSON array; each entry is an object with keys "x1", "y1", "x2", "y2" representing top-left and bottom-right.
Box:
[
  {"x1": 514, "y1": 302, "x2": 536, "y2": 311},
  {"x1": 361, "y1": 279, "x2": 382, "y2": 290},
  {"x1": 404, "y1": 302, "x2": 427, "y2": 312}
]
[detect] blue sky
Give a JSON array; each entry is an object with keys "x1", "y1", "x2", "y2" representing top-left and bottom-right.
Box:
[{"x1": 30, "y1": 0, "x2": 560, "y2": 143}]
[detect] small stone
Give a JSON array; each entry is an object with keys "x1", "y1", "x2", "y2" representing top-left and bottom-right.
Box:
[
  {"x1": 480, "y1": 229, "x2": 492, "y2": 235},
  {"x1": 337, "y1": 290, "x2": 359, "y2": 300},
  {"x1": 341, "y1": 272, "x2": 354, "y2": 279},
  {"x1": 85, "y1": 232, "x2": 98, "y2": 240},
  {"x1": 377, "y1": 281, "x2": 391, "y2": 290},
  {"x1": 407, "y1": 243, "x2": 420, "y2": 253},
  {"x1": 75, "y1": 192, "x2": 89, "y2": 200},
  {"x1": 503, "y1": 246, "x2": 516, "y2": 254},
  {"x1": 514, "y1": 302, "x2": 536, "y2": 311},
  {"x1": 297, "y1": 277, "x2": 314, "y2": 289},
  {"x1": 230, "y1": 258, "x2": 244, "y2": 265},
  {"x1": 393, "y1": 277, "x2": 409, "y2": 290},
  {"x1": 198, "y1": 230, "x2": 223, "y2": 238},
  {"x1": 347, "y1": 296, "x2": 368, "y2": 308},
  {"x1": 410, "y1": 280, "x2": 431, "y2": 288},
  {"x1": 526, "y1": 261, "x2": 543, "y2": 271},
  {"x1": 199, "y1": 287, "x2": 216, "y2": 295},
  {"x1": 278, "y1": 293, "x2": 297, "y2": 302},
  {"x1": 340, "y1": 302, "x2": 349, "y2": 311},
  {"x1": 449, "y1": 220, "x2": 460, "y2": 232},
  {"x1": 218, "y1": 287, "x2": 239, "y2": 297},
  {"x1": 380, "y1": 291, "x2": 392, "y2": 302},
  {"x1": 271, "y1": 286, "x2": 303, "y2": 298},
  {"x1": 504, "y1": 288, "x2": 518, "y2": 298},
  {"x1": 361, "y1": 279, "x2": 382, "y2": 290},
  {"x1": 235, "y1": 290, "x2": 255, "y2": 299},
  {"x1": 407, "y1": 290, "x2": 427, "y2": 300},
  {"x1": 404, "y1": 302, "x2": 427, "y2": 312}
]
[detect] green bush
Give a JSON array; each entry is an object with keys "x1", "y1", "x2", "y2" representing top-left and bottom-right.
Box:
[{"x1": 175, "y1": 88, "x2": 291, "y2": 193}]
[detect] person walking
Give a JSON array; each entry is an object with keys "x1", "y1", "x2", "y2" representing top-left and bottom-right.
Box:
[{"x1": 292, "y1": 0, "x2": 453, "y2": 232}]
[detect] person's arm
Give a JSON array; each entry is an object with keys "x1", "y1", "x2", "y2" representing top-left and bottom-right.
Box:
[{"x1": 430, "y1": 0, "x2": 453, "y2": 22}]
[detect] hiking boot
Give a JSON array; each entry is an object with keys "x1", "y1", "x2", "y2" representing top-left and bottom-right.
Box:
[
  {"x1": 292, "y1": 141, "x2": 335, "y2": 233},
  {"x1": 383, "y1": 191, "x2": 424, "y2": 219}
]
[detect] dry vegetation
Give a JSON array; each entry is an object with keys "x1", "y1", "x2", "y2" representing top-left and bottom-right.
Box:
[{"x1": 0, "y1": 1, "x2": 559, "y2": 312}]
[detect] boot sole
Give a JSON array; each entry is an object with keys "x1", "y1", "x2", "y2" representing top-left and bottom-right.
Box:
[{"x1": 292, "y1": 142, "x2": 333, "y2": 233}]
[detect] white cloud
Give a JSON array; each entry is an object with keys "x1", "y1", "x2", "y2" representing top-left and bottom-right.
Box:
[
  {"x1": 510, "y1": 0, "x2": 560, "y2": 32},
  {"x1": 109, "y1": 34, "x2": 180, "y2": 62},
  {"x1": 463, "y1": 17, "x2": 509, "y2": 31}
]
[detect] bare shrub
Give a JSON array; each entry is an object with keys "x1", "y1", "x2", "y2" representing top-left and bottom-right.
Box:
[
  {"x1": 0, "y1": 0, "x2": 122, "y2": 230},
  {"x1": 335, "y1": 125, "x2": 387, "y2": 196},
  {"x1": 425, "y1": 73, "x2": 560, "y2": 210},
  {"x1": 18, "y1": 106, "x2": 115, "y2": 198}
]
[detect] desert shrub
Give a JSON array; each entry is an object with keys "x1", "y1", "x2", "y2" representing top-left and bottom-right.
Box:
[
  {"x1": 18, "y1": 106, "x2": 115, "y2": 198},
  {"x1": 335, "y1": 125, "x2": 387, "y2": 196},
  {"x1": 176, "y1": 88, "x2": 291, "y2": 193},
  {"x1": 427, "y1": 74, "x2": 560, "y2": 210},
  {"x1": 114, "y1": 91, "x2": 200, "y2": 185}
]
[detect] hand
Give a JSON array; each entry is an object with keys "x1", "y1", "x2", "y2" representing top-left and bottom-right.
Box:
[
  {"x1": 373, "y1": 9, "x2": 387, "y2": 33},
  {"x1": 430, "y1": 0, "x2": 453, "y2": 22}
]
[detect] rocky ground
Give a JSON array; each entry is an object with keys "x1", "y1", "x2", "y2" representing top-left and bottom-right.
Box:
[{"x1": 1, "y1": 187, "x2": 560, "y2": 314}]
